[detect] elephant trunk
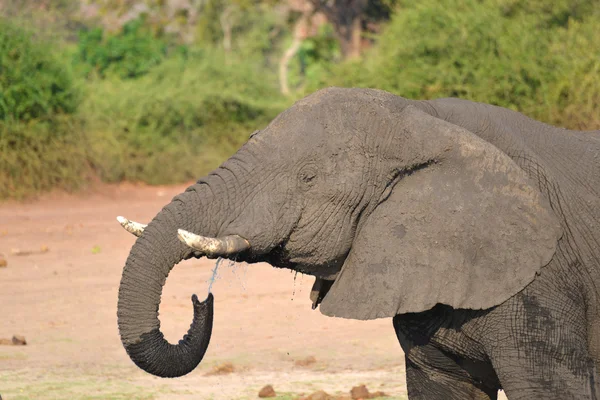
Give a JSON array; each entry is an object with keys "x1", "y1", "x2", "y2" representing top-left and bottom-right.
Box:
[{"x1": 117, "y1": 185, "x2": 216, "y2": 378}]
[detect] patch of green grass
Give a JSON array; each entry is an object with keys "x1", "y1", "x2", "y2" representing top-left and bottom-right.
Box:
[
  {"x1": 0, "y1": 375, "x2": 160, "y2": 400},
  {"x1": 0, "y1": 351, "x2": 27, "y2": 360},
  {"x1": 252, "y1": 394, "x2": 297, "y2": 400}
]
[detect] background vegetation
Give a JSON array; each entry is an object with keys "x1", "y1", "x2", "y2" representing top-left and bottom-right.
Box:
[{"x1": 1, "y1": 0, "x2": 599, "y2": 199}]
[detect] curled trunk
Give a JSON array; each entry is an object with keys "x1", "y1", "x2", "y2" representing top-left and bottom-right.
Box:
[{"x1": 117, "y1": 188, "x2": 213, "y2": 378}]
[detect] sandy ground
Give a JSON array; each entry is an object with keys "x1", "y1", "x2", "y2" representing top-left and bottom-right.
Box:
[{"x1": 0, "y1": 183, "x2": 507, "y2": 400}]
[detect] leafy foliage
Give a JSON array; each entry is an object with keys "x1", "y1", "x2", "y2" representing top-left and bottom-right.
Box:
[
  {"x1": 0, "y1": 19, "x2": 79, "y2": 122},
  {"x1": 299, "y1": 24, "x2": 340, "y2": 76},
  {"x1": 1, "y1": 0, "x2": 600, "y2": 199},
  {"x1": 195, "y1": 0, "x2": 286, "y2": 63},
  {"x1": 80, "y1": 49, "x2": 287, "y2": 184},
  {"x1": 75, "y1": 17, "x2": 168, "y2": 79},
  {"x1": 312, "y1": 0, "x2": 600, "y2": 129},
  {"x1": 0, "y1": 116, "x2": 91, "y2": 199},
  {"x1": 0, "y1": 19, "x2": 86, "y2": 199}
]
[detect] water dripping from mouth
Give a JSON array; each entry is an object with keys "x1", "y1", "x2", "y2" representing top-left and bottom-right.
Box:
[
  {"x1": 291, "y1": 271, "x2": 298, "y2": 301},
  {"x1": 207, "y1": 257, "x2": 249, "y2": 295},
  {"x1": 207, "y1": 257, "x2": 223, "y2": 295},
  {"x1": 228, "y1": 259, "x2": 247, "y2": 291}
]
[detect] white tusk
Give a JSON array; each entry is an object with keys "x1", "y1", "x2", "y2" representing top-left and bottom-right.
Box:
[
  {"x1": 117, "y1": 216, "x2": 147, "y2": 237},
  {"x1": 177, "y1": 229, "x2": 250, "y2": 257}
]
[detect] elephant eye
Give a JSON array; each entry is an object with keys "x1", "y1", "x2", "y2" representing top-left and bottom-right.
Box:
[
  {"x1": 298, "y1": 164, "x2": 318, "y2": 188},
  {"x1": 301, "y1": 172, "x2": 316, "y2": 183}
]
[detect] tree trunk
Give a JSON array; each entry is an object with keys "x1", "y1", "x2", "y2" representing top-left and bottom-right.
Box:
[
  {"x1": 308, "y1": 0, "x2": 367, "y2": 59},
  {"x1": 220, "y1": 5, "x2": 234, "y2": 54},
  {"x1": 279, "y1": 6, "x2": 312, "y2": 95},
  {"x1": 349, "y1": 16, "x2": 362, "y2": 59},
  {"x1": 279, "y1": 38, "x2": 303, "y2": 95}
]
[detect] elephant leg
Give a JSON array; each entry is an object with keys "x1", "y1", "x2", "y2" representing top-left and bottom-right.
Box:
[
  {"x1": 487, "y1": 334, "x2": 600, "y2": 399},
  {"x1": 484, "y1": 291, "x2": 600, "y2": 400},
  {"x1": 394, "y1": 313, "x2": 500, "y2": 400},
  {"x1": 585, "y1": 295, "x2": 600, "y2": 369},
  {"x1": 404, "y1": 353, "x2": 498, "y2": 400},
  {"x1": 588, "y1": 315, "x2": 600, "y2": 368},
  {"x1": 489, "y1": 347, "x2": 598, "y2": 399}
]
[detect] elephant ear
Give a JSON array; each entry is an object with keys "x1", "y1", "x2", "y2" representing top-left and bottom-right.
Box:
[{"x1": 319, "y1": 105, "x2": 562, "y2": 320}]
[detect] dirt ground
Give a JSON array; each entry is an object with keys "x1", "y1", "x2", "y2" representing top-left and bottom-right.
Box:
[{"x1": 0, "y1": 183, "x2": 507, "y2": 400}]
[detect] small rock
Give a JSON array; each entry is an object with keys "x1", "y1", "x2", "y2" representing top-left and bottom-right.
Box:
[
  {"x1": 295, "y1": 355, "x2": 317, "y2": 367},
  {"x1": 0, "y1": 256, "x2": 7, "y2": 268},
  {"x1": 12, "y1": 335, "x2": 26, "y2": 345},
  {"x1": 258, "y1": 384, "x2": 276, "y2": 398},
  {"x1": 0, "y1": 335, "x2": 26, "y2": 346},
  {"x1": 350, "y1": 385, "x2": 370, "y2": 400},
  {"x1": 305, "y1": 390, "x2": 333, "y2": 400}
]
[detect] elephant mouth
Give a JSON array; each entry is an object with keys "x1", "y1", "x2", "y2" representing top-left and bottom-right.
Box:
[
  {"x1": 118, "y1": 216, "x2": 337, "y2": 311},
  {"x1": 310, "y1": 278, "x2": 335, "y2": 310}
]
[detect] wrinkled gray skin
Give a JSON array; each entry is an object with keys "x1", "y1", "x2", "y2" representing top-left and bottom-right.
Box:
[{"x1": 118, "y1": 87, "x2": 600, "y2": 399}]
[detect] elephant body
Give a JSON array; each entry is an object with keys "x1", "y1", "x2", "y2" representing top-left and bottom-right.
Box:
[
  {"x1": 401, "y1": 98, "x2": 600, "y2": 399},
  {"x1": 117, "y1": 88, "x2": 600, "y2": 399}
]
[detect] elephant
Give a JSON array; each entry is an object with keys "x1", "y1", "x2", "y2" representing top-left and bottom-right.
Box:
[{"x1": 116, "y1": 87, "x2": 600, "y2": 399}]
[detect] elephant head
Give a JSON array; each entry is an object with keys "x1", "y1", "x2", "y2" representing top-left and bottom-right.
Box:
[{"x1": 117, "y1": 87, "x2": 562, "y2": 377}]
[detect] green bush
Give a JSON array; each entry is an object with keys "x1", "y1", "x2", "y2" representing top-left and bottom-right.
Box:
[
  {"x1": 310, "y1": 0, "x2": 600, "y2": 129},
  {"x1": 0, "y1": 19, "x2": 87, "y2": 199},
  {"x1": 3, "y1": 1, "x2": 599, "y2": 200},
  {"x1": 0, "y1": 117, "x2": 91, "y2": 199},
  {"x1": 80, "y1": 49, "x2": 288, "y2": 184},
  {"x1": 542, "y1": 16, "x2": 600, "y2": 129},
  {"x1": 0, "y1": 19, "x2": 79, "y2": 122},
  {"x1": 291, "y1": 24, "x2": 341, "y2": 89},
  {"x1": 75, "y1": 17, "x2": 168, "y2": 79}
]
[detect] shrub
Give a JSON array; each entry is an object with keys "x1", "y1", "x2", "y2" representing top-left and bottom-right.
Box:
[
  {"x1": 0, "y1": 117, "x2": 90, "y2": 199},
  {"x1": 80, "y1": 49, "x2": 288, "y2": 184},
  {"x1": 0, "y1": 19, "x2": 79, "y2": 122},
  {"x1": 309, "y1": 0, "x2": 600, "y2": 129},
  {"x1": 75, "y1": 17, "x2": 168, "y2": 79},
  {"x1": 4, "y1": 1, "x2": 599, "y2": 200},
  {"x1": 0, "y1": 19, "x2": 87, "y2": 199}
]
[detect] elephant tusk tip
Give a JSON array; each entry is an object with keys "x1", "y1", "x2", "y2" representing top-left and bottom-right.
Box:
[
  {"x1": 117, "y1": 216, "x2": 147, "y2": 237},
  {"x1": 177, "y1": 228, "x2": 192, "y2": 243}
]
